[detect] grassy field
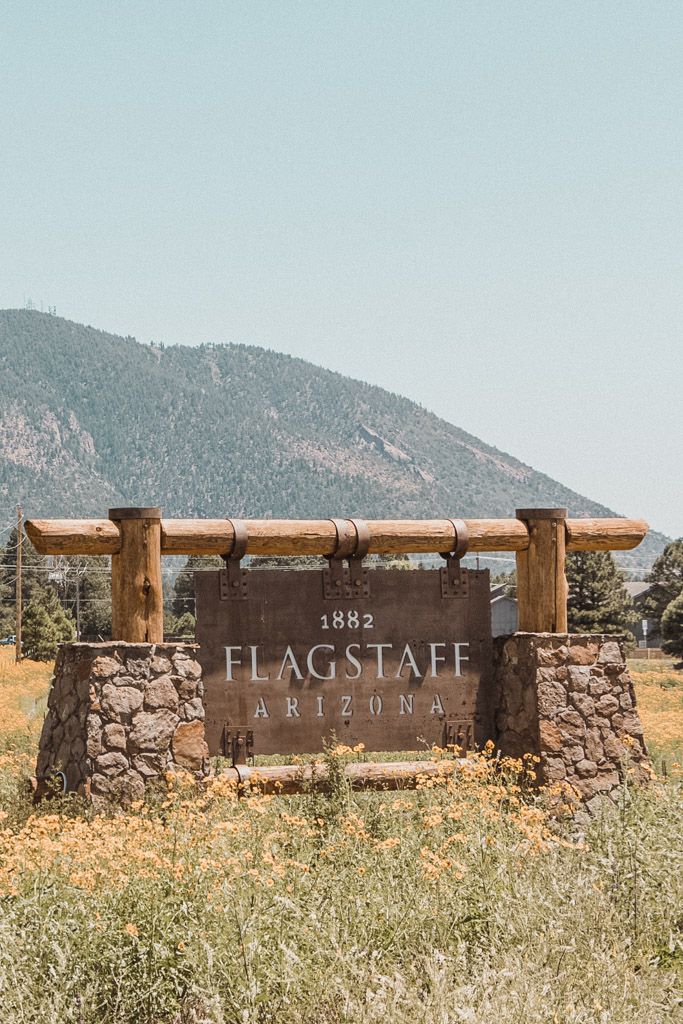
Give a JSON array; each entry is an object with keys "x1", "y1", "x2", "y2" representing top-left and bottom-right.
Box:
[
  {"x1": 628, "y1": 659, "x2": 683, "y2": 767},
  {"x1": 0, "y1": 648, "x2": 680, "y2": 1023}
]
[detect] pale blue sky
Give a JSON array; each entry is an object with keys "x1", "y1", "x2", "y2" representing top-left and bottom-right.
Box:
[{"x1": 1, "y1": 1, "x2": 681, "y2": 535}]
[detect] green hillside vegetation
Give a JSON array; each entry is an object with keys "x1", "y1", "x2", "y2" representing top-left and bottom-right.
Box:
[{"x1": 0, "y1": 310, "x2": 664, "y2": 567}]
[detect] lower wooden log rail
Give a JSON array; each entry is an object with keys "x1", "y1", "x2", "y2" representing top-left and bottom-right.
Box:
[
  {"x1": 25, "y1": 508, "x2": 648, "y2": 639},
  {"x1": 220, "y1": 758, "x2": 460, "y2": 794}
]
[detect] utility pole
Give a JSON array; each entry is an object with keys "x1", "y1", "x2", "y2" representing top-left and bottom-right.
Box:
[
  {"x1": 15, "y1": 505, "x2": 22, "y2": 663},
  {"x1": 75, "y1": 559, "x2": 81, "y2": 641}
]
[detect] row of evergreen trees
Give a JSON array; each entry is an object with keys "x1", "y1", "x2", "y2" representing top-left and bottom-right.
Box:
[
  {"x1": 640, "y1": 540, "x2": 683, "y2": 661},
  {"x1": 561, "y1": 543, "x2": 682, "y2": 660},
  {"x1": 0, "y1": 532, "x2": 681, "y2": 662}
]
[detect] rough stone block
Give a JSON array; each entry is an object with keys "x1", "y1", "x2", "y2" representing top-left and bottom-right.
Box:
[
  {"x1": 150, "y1": 655, "x2": 172, "y2": 675},
  {"x1": 493, "y1": 633, "x2": 648, "y2": 807},
  {"x1": 567, "y1": 666, "x2": 590, "y2": 692},
  {"x1": 95, "y1": 752, "x2": 129, "y2": 776},
  {"x1": 103, "y1": 723, "x2": 127, "y2": 750},
  {"x1": 567, "y1": 643, "x2": 598, "y2": 665},
  {"x1": 176, "y1": 676, "x2": 199, "y2": 700},
  {"x1": 129, "y1": 710, "x2": 179, "y2": 752},
  {"x1": 101, "y1": 684, "x2": 144, "y2": 720},
  {"x1": 91, "y1": 656, "x2": 121, "y2": 678},
  {"x1": 108, "y1": 770, "x2": 145, "y2": 806},
  {"x1": 567, "y1": 746, "x2": 586, "y2": 763},
  {"x1": 172, "y1": 721, "x2": 209, "y2": 772},
  {"x1": 122, "y1": 658, "x2": 152, "y2": 679},
  {"x1": 570, "y1": 693, "x2": 595, "y2": 718},
  {"x1": 112, "y1": 674, "x2": 145, "y2": 691},
  {"x1": 585, "y1": 727, "x2": 604, "y2": 762},
  {"x1": 597, "y1": 641, "x2": 622, "y2": 665},
  {"x1": 576, "y1": 772, "x2": 620, "y2": 800},
  {"x1": 144, "y1": 675, "x2": 181, "y2": 712},
  {"x1": 539, "y1": 720, "x2": 563, "y2": 753},
  {"x1": 173, "y1": 656, "x2": 201, "y2": 680},
  {"x1": 595, "y1": 694, "x2": 620, "y2": 718},
  {"x1": 603, "y1": 734, "x2": 628, "y2": 760},
  {"x1": 134, "y1": 752, "x2": 168, "y2": 777},
  {"x1": 537, "y1": 678, "x2": 568, "y2": 716},
  {"x1": 35, "y1": 643, "x2": 208, "y2": 810},
  {"x1": 543, "y1": 757, "x2": 567, "y2": 781},
  {"x1": 620, "y1": 710, "x2": 645, "y2": 738},
  {"x1": 181, "y1": 697, "x2": 205, "y2": 721}
]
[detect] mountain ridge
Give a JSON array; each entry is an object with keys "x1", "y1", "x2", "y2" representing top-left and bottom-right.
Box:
[{"x1": 0, "y1": 309, "x2": 663, "y2": 566}]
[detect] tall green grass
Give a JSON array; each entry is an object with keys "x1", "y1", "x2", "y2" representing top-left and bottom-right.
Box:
[{"x1": 0, "y1": 652, "x2": 679, "y2": 1023}]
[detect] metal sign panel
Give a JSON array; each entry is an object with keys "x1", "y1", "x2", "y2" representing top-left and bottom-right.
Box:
[{"x1": 195, "y1": 567, "x2": 493, "y2": 756}]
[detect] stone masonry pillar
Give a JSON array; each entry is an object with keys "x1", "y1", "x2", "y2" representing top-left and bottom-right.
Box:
[
  {"x1": 494, "y1": 633, "x2": 649, "y2": 810},
  {"x1": 36, "y1": 643, "x2": 209, "y2": 807}
]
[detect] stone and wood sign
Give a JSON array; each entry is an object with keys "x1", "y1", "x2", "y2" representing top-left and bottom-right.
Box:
[{"x1": 27, "y1": 508, "x2": 651, "y2": 807}]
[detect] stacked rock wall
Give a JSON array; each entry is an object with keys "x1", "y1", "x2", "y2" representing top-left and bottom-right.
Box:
[
  {"x1": 494, "y1": 633, "x2": 648, "y2": 808},
  {"x1": 37, "y1": 643, "x2": 209, "y2": 807}
]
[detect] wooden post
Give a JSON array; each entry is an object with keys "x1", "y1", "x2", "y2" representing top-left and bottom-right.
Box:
[
  {"x1": 109, "y1": 507, "x2": 163, "y2": 643},
  {"x1": 515, "y1": 508, "x2": 568, "y2": 633}
]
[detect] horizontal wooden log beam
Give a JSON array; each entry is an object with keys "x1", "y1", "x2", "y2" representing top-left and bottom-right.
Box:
[
  {"x1": 160, "y1": 517, "x2": 531, "y2": 555},
  {"x1": 25, "y1": 518, "x2": 121, "y2": 555},
  {"x1": 221, "y1": 758, "x2": 459, "y2": 795},
  {"x1": 565, "y1": 518, "x2": 649, "y2": 552},
  {"x1": 25, "y1": 515, "x2": 648, "y2": 558}
]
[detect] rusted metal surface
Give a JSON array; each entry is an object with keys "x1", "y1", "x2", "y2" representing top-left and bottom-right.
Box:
[
  {"x1": 108, "y1": 507, "x2": 162, "y2": 520},
  {"x1": 219, "y1": 518, "x2": 249, "y2": 600},
  {"x1": 439, "y1": 518, "x2": 469, "y2": 596},
  {"x1": 323, "y1": 517, "x2": 371, "y2": 600},
  {"x1": 195, "y1": 566, "x2": 493, "y2": 757},
  {"x1": 515, "y1": 507, "x2": 568, "y2": 521}
]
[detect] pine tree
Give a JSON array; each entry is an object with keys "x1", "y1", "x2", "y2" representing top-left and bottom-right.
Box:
[
  {"x1": 22, "y1": 590, "x2": 75, "y2": 661},
  {"x1": 661, "y1": 592, "x2": 683, "y2": 666},
  {"x1": 174, "y1": 612, "x2": 196, "y2": 639},
  {"x1": 21, "y1": 604, "x2": 57, "y2": 662},
  {"x1": 0, "y1": 528, "x2": 60, "y2": 636},
  {"x1": 566, "y1": 551, "x2": 637, "y2": 637},
  {"x1": 643, "y1": 539, "x2": 683, "y2": 633},
  {"x1": 0, "y1": 558, "x2": 13, "y2": 636}
]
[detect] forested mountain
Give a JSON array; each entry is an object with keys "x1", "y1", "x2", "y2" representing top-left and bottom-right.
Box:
[{"x1": 0, "y1": 309, "x2": 663, "y2": 565}]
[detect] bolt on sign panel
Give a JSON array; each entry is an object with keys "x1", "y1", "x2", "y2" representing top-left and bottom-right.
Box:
[{"x1": 195, "y1": 567, "x2": 494, "y2": 756}]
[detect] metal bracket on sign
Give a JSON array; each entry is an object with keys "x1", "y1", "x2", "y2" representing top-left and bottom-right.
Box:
[
  {"x1": 323, "y1": 518, "x2": 370, "y2": 599},
  {"x1": 443, "y1": 717, "x2": 474, "y2": 751},
  {"x1": 221, "y1": 724, "x2": 254, "y2": 765},
  {"x1": 219, "y1": 518, "x2": 249, "y2": 600},
  {"x1": 439, "y1": 518, "x2": 470, "y2": 599}
]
